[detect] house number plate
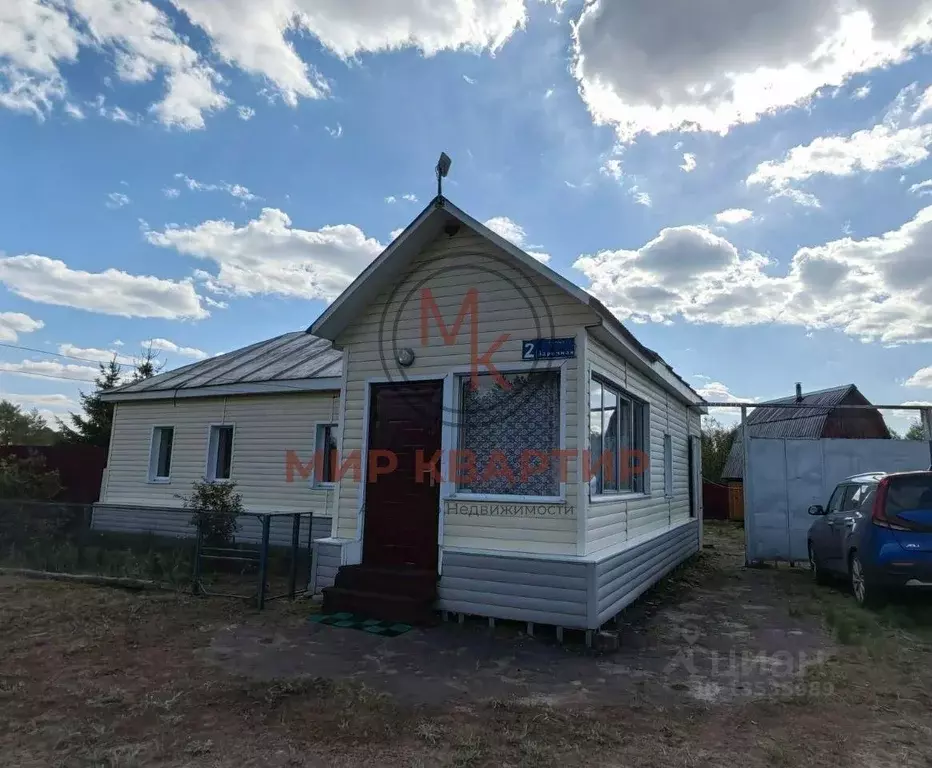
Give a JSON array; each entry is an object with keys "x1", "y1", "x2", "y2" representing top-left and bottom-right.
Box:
[{"x1": 522, "y1": 338, "x2": 576, "y2": 360}]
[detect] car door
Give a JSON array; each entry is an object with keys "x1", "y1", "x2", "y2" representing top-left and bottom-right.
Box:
[
  {"x1": 826, "y1": 484, "x2": 859, "y2": 569},
  {"x1": 812, "y1": 484, "x2": 846, "y2": 571}
]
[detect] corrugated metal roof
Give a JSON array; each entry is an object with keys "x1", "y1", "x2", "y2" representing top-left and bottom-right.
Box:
[
  {"x1": 721, "y1": 385, "x2": 857, "y2": 480},
  {"x1": 108, "y1": 332, "x2": 343, "y2": 397}
]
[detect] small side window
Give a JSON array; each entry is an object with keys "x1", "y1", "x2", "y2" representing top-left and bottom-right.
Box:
[
  {"x1": 314, "y1": 424, "x2": 338, "y2": 486},
  {"x1": 149, "y1": 427, "x2": 174, "y2": 482},
  {"x1": 207, "y1": 425, "x2": 235, "y2": 481}
]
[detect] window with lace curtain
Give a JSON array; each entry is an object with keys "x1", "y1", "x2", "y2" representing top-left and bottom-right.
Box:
[{"x1": 457, "y1": 370, "x2": 561, "y2": 497}]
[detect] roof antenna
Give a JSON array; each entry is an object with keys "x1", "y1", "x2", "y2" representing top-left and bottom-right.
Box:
[{"x1": 436, "y1": 152, "x2": 452, "y2": 200}]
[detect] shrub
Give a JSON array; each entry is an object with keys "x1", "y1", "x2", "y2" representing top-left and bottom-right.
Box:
[
  {"x1": 181, "y1": 479, "x2": 243, "y2": 545},
  {"x1": 0, "y1": 453, "x2": 62, "y2": 501}
]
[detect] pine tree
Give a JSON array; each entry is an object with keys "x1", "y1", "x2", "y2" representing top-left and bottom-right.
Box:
[
  {"x1": 58, "y1": 358, "x2": 122, "y2": 448},
  {"x1": 132, "y1": 343, "x2": 163, "y2": 382}
]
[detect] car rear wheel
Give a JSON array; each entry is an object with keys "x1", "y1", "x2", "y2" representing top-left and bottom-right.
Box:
[
  {"x1": 809, "y1": 542, "x2": 830, "y2": 585},
  {"x1": 850, "y1": 552, "x2": 885, "y2": 608}
]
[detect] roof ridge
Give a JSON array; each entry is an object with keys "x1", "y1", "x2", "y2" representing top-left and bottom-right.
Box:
[{"x1": 761, "y1": 383, "x2": 854, "y2": 404}]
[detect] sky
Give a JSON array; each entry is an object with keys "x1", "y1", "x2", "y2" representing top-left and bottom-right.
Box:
[{"x1": 0, "y1": 0, "x2": 931, "y2": 434}]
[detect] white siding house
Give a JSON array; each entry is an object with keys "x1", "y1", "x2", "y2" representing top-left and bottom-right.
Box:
[
  {"x1": 98, "y1": 196, "x2": 706, "y2": 635},
  {"x1": 97, "y1": 333, "x2": 342, "y2": 545}
]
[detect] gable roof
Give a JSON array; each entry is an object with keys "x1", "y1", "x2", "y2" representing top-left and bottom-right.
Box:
[
  {"x1": 721, "y1": 384, "x2": 881, "y2": 479},
  {"x1": 101, "y1": 332, "x2": 342, "y2": 402},
  {"x1": 310, "y1": 195, "x2": 705, "y2": 407}
]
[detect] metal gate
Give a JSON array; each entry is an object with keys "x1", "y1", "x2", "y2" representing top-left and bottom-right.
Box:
[{"x1": 745, "y1": 437, "x2": 932, "y2": 563}]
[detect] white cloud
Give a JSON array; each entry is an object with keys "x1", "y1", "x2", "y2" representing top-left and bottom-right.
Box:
[
  {"x1": 90, "y1": 95, "x2": 139, "y2": 124},
  {"x1": 163, "y1": 187, "x2": 181, "y2": 199},
  {"x1": 629, "y1": 187, "x2": 651, "y2": 207},
  {"x1": 64, "y1": 101, "x2": 85, "y2": 119},
  {"x1": 145, "y1": 337, "x2": 208, "y2": 359},
  {"x1": 853, "y1": 84, "x2": 872, "y2": 100},
  {"x1": 389, "y1": 227, "x2": 405, "y2": 240},
  {"x1": 715, "y1": 208, "x2": 754, "y2": 225},
  {"x1": 773, "y1": 188, "x2": 822, "y2": 208},
  {"x1": 484, "y1": 216, "x2": 551, "y2": 263},
  {"x1": 174, "y1": 173, "x2": 259, "y2": 201},
  {"x1": 1, "y1": 1, "x2": 528, "y2": 124},
  {"x1": 680, "y1": 153, "x2": 697, "y2": 172},
  {"x1": 0, "y1": 254, "x2": 208, "y2": 319},
  {"x1": 384, "y1": 196, "x2": 397, "y2": 204},
  {"x1": 4, "y1": 392, "x2": 77, "y2": 410},
  {"x1": 75, "y1": 0, "x2": 229, "y2": 128},
  {"x1": 105, "y1": 191, "x2": 130, "y2": 209},
  {"x1": 145, "y1": 208, "x2": 385, "y2": 301},
  {"x1": 748, "y1": 122, "x2": 932, "y2": 197},
  {"x1": 162, "y1": 0, "x2": 525, "y2": 105},
  {"x1": 0, "y1": 312, "x2": 43, "y2": 342},
  {"x1": 237, "y1": 105, "x2": 255, "y2": 120},
  {"x1": 0, "y1": 0, "x2": 224, "y2": 127},
  {"x1": 0, "y1": 0, "x2": 77, "y2": 118},
  {"x1": 0, "y1": 359, "x2": 100, "y2": 383},
  {"x1": 402, "y1": 194, "x2": 418, "y2": 203},
  {"x1": 600, "y1": 158, "x2": 623, "y2": 181},
  {"x1": 573, "y1": 204, "x2": 932, "y2": 345},
  {"x1": 571, "y1": 1, "x2": 932, "y2": 140},
  {"x1": 909, "y1": 179, "x2": 932, "y2": 196},
  {"x1": 695, "y1": 380, "x2": 759, "y2": 424},
  {"x1": 463, "y1": 74, "x2": 476, "y2": 84},
  {"x1": 58, "y1": 343, "x2": 134, "y2": 366},
  {"x1": 914, "y1": 85, "x2": 932, "y2": 122},
  {"x1": 4, "y1": 392, "x2": 79, "y2": 425},
  {"x1": 325, "y1": 122, "x2": 343, "y2": 138},
  {"x1": 905, "y1": 366, "x2": 932, "y2": 388},
  {"x1": 150, "y1": 65, "x2": 229, "y2": 130}
]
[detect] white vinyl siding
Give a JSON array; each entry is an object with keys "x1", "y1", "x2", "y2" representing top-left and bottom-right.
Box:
[
  {"x1": 585, "y1": 337, "x2": 697, "y2": 555},
  {"x1": 334, "y1": 228, "x2": 600, "y2": 555},
  {"x1": 103, "y1": 392, "x2": 340, "y2": 517}
]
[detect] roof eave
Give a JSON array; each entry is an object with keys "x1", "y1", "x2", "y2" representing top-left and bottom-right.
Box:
[{"x1": 100, "y1": 377, "x2": 342, "y2": 402}]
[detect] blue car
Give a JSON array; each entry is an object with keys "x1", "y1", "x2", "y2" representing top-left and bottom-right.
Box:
[{"x1": 807, "y1": 470, "x2": 932, "y2": 607}]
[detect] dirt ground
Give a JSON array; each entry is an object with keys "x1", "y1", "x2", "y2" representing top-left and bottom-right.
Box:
[{"x1": 2, "y1": 522, "x2": 932, "y2": 767}]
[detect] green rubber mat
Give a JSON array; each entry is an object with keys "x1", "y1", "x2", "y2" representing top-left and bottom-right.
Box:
[{"x1": 309, "y1": 612, "x2": 414, "y2": 637}]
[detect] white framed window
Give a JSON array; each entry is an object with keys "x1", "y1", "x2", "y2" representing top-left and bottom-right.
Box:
[
  {"x1": 149, "y1": 426, "x2": 174, "y2": 482},
  {"x1": 314, "y1": 424, "x2": 338, "y2": 486},
  {"x1": 207, "y1": 425, "x2": 235, "y2": 481},
  {"x1": 663, "y1": 434, "x2": 673, "y2": 497},
  {"x1": 457, "y1": 370, "x2": 561, "y2": 497},
  {"x1": 589, "y1": 375, "x2": 648, "y2": 497}
]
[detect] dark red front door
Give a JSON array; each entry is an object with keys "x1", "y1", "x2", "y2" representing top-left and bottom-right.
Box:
[{"x1": 362, "y1": 381, "x2": 443, "y2": 570}]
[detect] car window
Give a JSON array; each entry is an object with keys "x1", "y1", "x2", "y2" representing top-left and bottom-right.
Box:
[
  {"x1": 841, "y1": 484, "x2": 869, "y2": 511},
  {"x1": 827, "y1": 486, "x2": 846, "y2": 513},
  {"x1": 851, "y1": 483, "x2": 876, "y2": 511}
]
